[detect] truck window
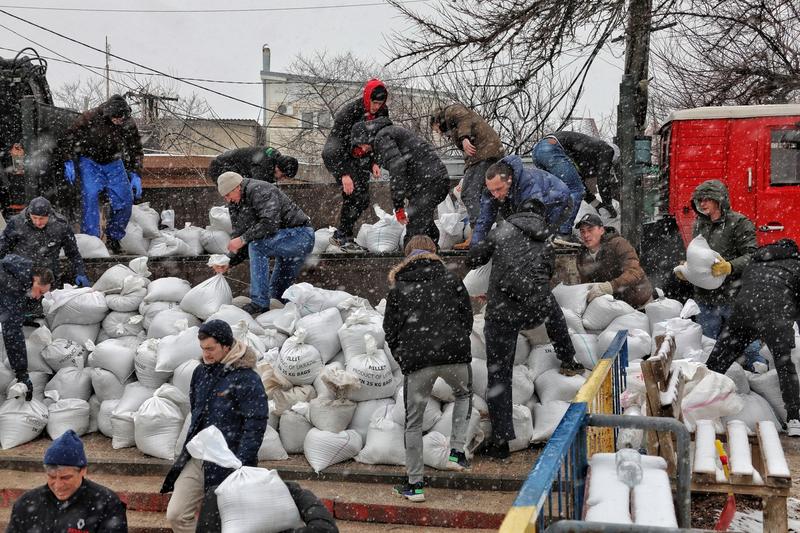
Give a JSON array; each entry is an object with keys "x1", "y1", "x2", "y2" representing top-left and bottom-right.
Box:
[{"x1": 770, "y1": 128, "x2": 800, "y2": 185}]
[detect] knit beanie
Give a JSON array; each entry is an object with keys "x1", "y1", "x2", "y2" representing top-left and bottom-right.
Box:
[
  {"x1": 44, "y1": 430, "x2": 87, "y2": 468},
  {"x1": 217, "y1": 171, "x2": 244, "y2": 196},
  {"x1": 371, "y1": 85, "x2": 388, "y2": 102},
  {"x1": 28, "y1": 196, "x2": 51, "y2": 216},
  {"x1": 104, "y1": 94, "x2": 131, "y2": 119},
  {"x1": 199, "y1": 319, "x2": 235, "y2": 347},
  {"x1": 276, "y1": 155, "x2": 299, "y2": 178}
]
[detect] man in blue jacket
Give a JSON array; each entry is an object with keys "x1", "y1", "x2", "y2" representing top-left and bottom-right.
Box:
[
  {"x1": 161, "y1": 320, "x2": 268, "y2": 533},
  {"x1": 470, "y1": 155, "x2": 571, "y2": 247}
]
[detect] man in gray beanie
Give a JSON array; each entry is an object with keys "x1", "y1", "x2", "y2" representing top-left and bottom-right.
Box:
[
  {"x1": 0, "y1": 195, "x2": 88, "y2": 287},
  {"x1": 7, "y1": 430, "x2": 128, "y2": 532},
  {"x1": 213, "y1": 171, "x2": 313, "y2": 315}
]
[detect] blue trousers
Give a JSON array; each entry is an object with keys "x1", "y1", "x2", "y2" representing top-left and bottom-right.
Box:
[
  {"x1": 248, "y1": 226, "x2": 314, "y2": 307},
  {"x1": 79, "y1": 157, "x2": 132, "y2": 241},
  {"x1": 532, "y1": 138, "x2": 584, "y2": 235},
  {"x1": 696, "y1": 302, "x2": 764, "y2": 369}
]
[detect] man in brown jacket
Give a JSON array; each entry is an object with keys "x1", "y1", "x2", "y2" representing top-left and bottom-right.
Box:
[
  {"x1": 430, "y1": 104, "x2": 504, "y2": 248},
  {"x1": 575, "y1": 213, "x2": 653, "y2": 308}
]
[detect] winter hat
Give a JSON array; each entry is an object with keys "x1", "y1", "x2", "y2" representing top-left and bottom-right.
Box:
[
  {"x1": 574, "y1": 213, "x2": 603, "y2": 229},
  {"x1": 44, "y1": 430, "x2": 87, "y2": 468},
  {"x1": 28, "y1": 196, "x2": 51, "y2": 216},
  {"x1": 199, "y1": 319, "x2": 235, "y2": 348},
  {"x1": 370, "y1": 85, "x2": 388, "y2": 102},
  {"x1": 276, "y1": 155, "x2": 299, "y2": 178},
  {"x1": 104, "y1": 94, "x2": 131, "y2": 119},
  {"x1": 217, "y1": 171, "x2": 244, "y2": 196}
]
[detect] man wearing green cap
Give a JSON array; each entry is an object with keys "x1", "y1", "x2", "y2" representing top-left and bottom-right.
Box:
[{"x1": 7, "y1": 429, "x2": 127, "y2": 532}]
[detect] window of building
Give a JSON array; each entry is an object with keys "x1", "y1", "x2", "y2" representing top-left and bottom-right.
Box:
[
  {"x1": 770, "y1": 128, "x2": 800, "y2": 185},
  {"x1": 317, "y1": 111, "x2": 332, "y2": 129},
  {"x1": 301, "y1": 111, "x2": 314, "y2": 129}
]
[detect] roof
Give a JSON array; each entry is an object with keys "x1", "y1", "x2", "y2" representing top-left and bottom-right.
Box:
[{"x1": 667, "y1": 104, "x2": 800, "y2": 122}]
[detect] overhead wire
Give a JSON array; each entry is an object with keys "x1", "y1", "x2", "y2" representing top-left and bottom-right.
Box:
[{"x1": 0, "y1": 1, "x2": 430, "y2": 14}]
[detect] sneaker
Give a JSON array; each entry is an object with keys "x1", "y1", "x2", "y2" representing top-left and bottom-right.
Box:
[
  {"x1": 241, "y1": 302, "x2": 268, "y2": 316},
  {"x1": 447, "y1": 449, "x2": 470, "y2": 470},
  {"x1": 559, "y1": 359, "x2": 585, "y2": 377},
  {"x1": 480, "y1": 439, "x2": 510, "y2": 460},
  {"x1": 329, "y1": 236, "x2": 366, "y2": 253},
  {"x1": 106, "y1": 239, "x2": 123, "y2": 255},
  {"x1": 788, "y1": 419, "x2": 800, "y2": 437},
  {"x1": 393, "y1": 481, "x2": 425, "y2": 502}
]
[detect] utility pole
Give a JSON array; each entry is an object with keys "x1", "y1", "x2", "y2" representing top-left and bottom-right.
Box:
[
  {"x1": 105, "y1": 36, "x2": 110, "y2": 99},
  {"x1": 616, "y1": 0, "x2": 653, "y2": 250}
]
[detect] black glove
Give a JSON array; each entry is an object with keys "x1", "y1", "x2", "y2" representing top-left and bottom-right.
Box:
[{"x1": 15, "y1": 370, "x2": 33, "y2": 401}]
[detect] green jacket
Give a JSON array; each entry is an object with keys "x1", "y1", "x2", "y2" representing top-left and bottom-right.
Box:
[{"x1": 690, "y1": 179, "x2": 757, "y2": 305}]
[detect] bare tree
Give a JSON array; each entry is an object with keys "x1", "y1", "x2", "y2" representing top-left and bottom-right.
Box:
[{"x1": 52, "y1": 77, "x2": 106, "y2": 112}]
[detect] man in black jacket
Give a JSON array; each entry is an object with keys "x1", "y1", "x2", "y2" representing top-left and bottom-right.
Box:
[
  {"x1": 322, "y1": 79, "x2": 388, "y2": 252},
  {"x1": 351, "y1": 117, "x2": 449, "y2": 247},
  {"x1": 384, "y1": 235, "x2": 473, "y2": 501},
  {"x1": 467, "y1": 200, "x2": 583, "y2": 458},
  {"x1": 212, "y1": 172, "x2": 313, "y2": 314},
  {"x1": 706, "y1": 238, "x2": 800, "y2": 436},
  {"x1": 207, "y1": 146, "x2": 299, "y2": 184},
  {"x1": 7, "y1": 430, "x2": 127, "y2": 532}
]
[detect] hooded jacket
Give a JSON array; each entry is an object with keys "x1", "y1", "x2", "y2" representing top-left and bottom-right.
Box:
[
  {"x1": 7, "y1": 478, "x2": 127, "y2": 533},
  {"x1": 161, "y1": 343, "x2": 267, "y2": 493},
  {"x1": 58, "y1": 95, "x2": 144, "y2": 173},
  {"x1": 322, "y1": 79, "x2": 389, "y2": 182},
  {"x1": 383, "y1": 253, "x2": 473, "y2": 375},
  {"x1": 467, "y1": 210, "x2": 555, "y2": 326},
  {"x1": 207, "y1": 147, "x2": 291, "y2": 184},
  {"x1": 432, "y1": 104, "x2": 504, "y2": 169},
  {"x1": 471, "y1": 155, "x2": 571, "y2": 245},
  {"x1": 690, "y1": 179, "x2": 757, "y2": 304},
  {"x1": 732, "y1": 239, "x2": 800, "y2": 324},
  {"x1": 551, "y1": 131, "x2": 616, "y2": 181},
  {"x1": 0, "y1": 203, "x2": 85, "y2": 280},
  {"x1": 576, "y1": 230, "x2": 653, "y2": 308},
  {"x1": 0, "y1": 254, "x2": 34, "y2": 373},
  {"x1": 351, "y1": 117, "x2": 449, "y2": 211}
]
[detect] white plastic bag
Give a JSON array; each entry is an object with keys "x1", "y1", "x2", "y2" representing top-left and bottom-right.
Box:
[
  {"x1": 0, "y1": 384, "x2": 48, "y2": 449},
  {"x1": 534, "y1": 369, "x2": 586, "y2": 403},
  {"x1": 155, "y1": 327, "x2": 202, "y2": 373},
  {"x1": 45, "y1": 287, "x2": 109, "y2": 329},
  {"x1": 257, "y1": 426, "x2": 289, "y2": 461},
  {"x1": 46, "y1": 390, "x2": 90, "y2": 439},
  {"x1": 355, "y1": 416, "x2": 406, "y2": 465},
  {"x1": 508, "y1": 404, "x2": 534, "y2": 452},
  {"x1": 120, "y1": 222, "x2": 150, "y2": 256},
  {"x1": 313, "y1": 227, "x2": 336, "y2": 255},
  {"x1": 674, "y1": 235, "x2": 726, "y2": 290},
  {"x1": 208, "y1": 206, "x2": 234, "y2": 234},
  {"x1": 294, "y1": 308, "x2": 342, "y2": 363},
  {"x1": 200, "y1": 228, "x2": 231, "y2": 254},
  {"x1": 144, "y1": 278, "x2": 192, "y2": 303},
  {"x1": 86, "y1": 337, "x2": 139, "y2": 382},
  {"x1": 345, "y1": 335, "x2": 395, "y2": 401},
  {"x1": 277, "y1": 328, "x2": 323, "y2": 385},
  {"x1": 175, "y1": 224, "x2": 205, "y2": 256},
  {"x1": 44, "y1": 367, "x2": 92, "y2": 401},
  {"x1": 134, "y1": 338, "x2": 172, "y2": 390},
  {"x1": 279, "y1": 404, "x2": 313, "y2": 454},
  {"x1": 570, "y1": 333, "x2": 601, "y2": 370},
  {"x1": 282, "y1": 283, "x2": 352, "y2": 317},
  {"x1": 89, "y1": 368, "x2": 125, "y2": 402},
  {"x1": 147, "y1": 309, "x2": 200, "y2": 339},
  {"x1": 552, "y1": 283, "x2": 593, "y2": 316},
  {"x1": 207, "y1": 305, "x2": 265, "y2": 336},
  {"x1": 303, "y1": 428, "x2": 362, "y2": 473},
  {"x1": 338, "y1": 309, "x2": 385, "y2": 360},
  {"x1": 148, "y1": 232, "x2": 195, "y2": 257},
  {"x1": 531, "y1": 400, "x2": 570, "y2": 442},
  {"x1": 180, "y1": 275, "x2": 233, "y2": 320},
  {"x1": 131, "y1": 202, "x2": 161, "y2": 238},
  {"x1": 102, "y1": 312, "x2": 144, "y2": 339},
  {"x1": 74, "y1": 234, "x2": 110, "y2": 258},
  {"x1": 582, "y1": 295, "x2": 635, "y2": 331},
  {"x1": 463, "y1": 261, "x2": 492, "y2": 297},
  {"x1": 134, "y1": 384, "x2": 187, "y2": 460},
  {"x1": 355, "y1": 205, "x2": 405, "y2": 253},
  {"x1": 41, "y1": 337, "x2": 86, "y2": 371}
]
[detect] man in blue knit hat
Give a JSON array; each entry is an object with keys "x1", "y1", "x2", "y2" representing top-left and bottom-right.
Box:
[{"x1": 7, "y1": 430, "x2": 128, "y2": 532}]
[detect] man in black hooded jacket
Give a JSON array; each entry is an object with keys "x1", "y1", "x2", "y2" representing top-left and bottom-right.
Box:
[
  {"x1": 706, "y1": 238, "x2": 800, "y2": 436},
  {"x1": 207, "y1": 146, "x2": 299, "y2": 184}
]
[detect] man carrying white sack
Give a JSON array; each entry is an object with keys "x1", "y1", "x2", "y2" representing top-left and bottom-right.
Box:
[
  {"x1": 212, "y1": 171, "x2": 314, "y2": 315},
  {"x1": 161, "y1": 320, "x2": 267, "y2": 533}
]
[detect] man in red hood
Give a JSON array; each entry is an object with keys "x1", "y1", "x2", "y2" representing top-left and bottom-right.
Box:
[{"x1": 322, "y1": 78, "x2": 388, "y2": 252}]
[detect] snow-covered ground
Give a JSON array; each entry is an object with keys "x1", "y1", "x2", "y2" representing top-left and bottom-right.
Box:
[{"x1": 729, "y1": 497, "x2": 800, "y2": 533}]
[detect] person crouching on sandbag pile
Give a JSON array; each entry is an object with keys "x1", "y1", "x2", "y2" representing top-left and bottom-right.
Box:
[
  {"x1": 210, "y1": 171, "x2": 314, "y2": 315},
  {"x1": 574, "y1": 213, "x2": 653, "y2": 308},
  {"x1": 383, "y1": 235, "x2": 474, "y2": 502}
]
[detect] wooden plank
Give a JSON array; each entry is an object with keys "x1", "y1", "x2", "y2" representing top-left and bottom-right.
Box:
[
  {"x1": 692, "y1": 420, "x2": 718, "y2": 484},
  {"x1": 726, "y1": 420, "x2": 755, "y2": 485},
  {"x1": 757, "y1": 422, "x2": 792, "y2": 488},
  {"x1": 640, "y1": 360, "x2": 677, "y2": 474},
  {"x1": 762, "y1": 495, "x2": 789, "y2": 533},
  {"x1": 690, "y1": 481, "x2": 789, "y2": 498}
]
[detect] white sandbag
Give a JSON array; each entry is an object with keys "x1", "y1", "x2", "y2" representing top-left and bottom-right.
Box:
[
  {"x1": 106, "y1": 286, "x2": 147, "y2": 313},
  {"x1": 51, "y1": 323, "x2": 100, "y2": 346},
  {"x1": 355, "y1": 416, "x2": 406, "y2": 465},
  {"x1": 681, "y1": 369, "x2": 743, "y2": 432},
  {"x1": 345, "y1": 336, "x2": 395, "y2": 401},
  {"x1": 175, "y1": 224, "x2": 205, "y2": 256},
  {"x1": 258, "y1": 426, "x2": 289, "y2": 461},
  {"x1": 45, "y1": 287, "x2": 109, "y2": 330},
  {"x1": 88, "y1": 394, "x2": 100, "y2": 433},
  {"x1": 723, "y1": 391, "x2": 780, "y2": 432},
  {"x1": 652, "y1": 318, "x2": 703, "y2": 358},
  {"x1": 149, "y1": 232, "x2": 195, "y2": 257},
  {"x1": 431, "y1": 377, "x2": 455, "y2": 403},
  {"x1": 423, "y1": 430, "x2": 455, "y2": 470},
  {"x1": 471, "y1": 358, "x2": 489, "y2": 399},
  {"x1": 462, "y1": 261, "x2": 491, "y2": 297},
  {"x1": 436, "y1": 212, "x2": 470, "y2": 251},
  {"x1": 120, "y1": 222, "x2": 150, "y2": 256},
  {"x1": 74, "y1": 234, "x2": 110, "y2": 258},
  {"x1": 391, "y1": 387, "x2": 442, "y2": 432},
  {"x1": 200, "y1": 227, "x2": 231, "y2": 254},
  {"x1": 28, "y1": 371, "x2": 50, "y2": 402},
  {"x1": 606, "y1": 311, "x2": 650, "y2": 336},
  {"x1": 86, "y1": 336, "x2": 139, "y2": 382},
  {"x1": 139, "y1": 301, "x2": 177, "y2": 331},
  {"x1": 257, "y1": 303, "x2": 300, "y2": 336},
  {"x1": 531, "y1": 400, "x2": 570, "y2": 442},
  {"x1": 231, "y1": 321, "x2": 267, "y2": 357},
  {"x1": 98, "y1": 399, "x2": 119, "y2": 437},
  {"x1": 89, "y1": 368, "x2": 125, "y2": 402},
  {"x1": 570, "y1": 333, "x2": 601, "y2": 370},
  {"x1": 262, "y1": 328, "x2": 289, "y2": 351},
  {"x1": 348, "y1": 398, "x2": 395, "y2": 441},
  {"x1": 527, "y1": 343, "x2": 562, "y2": 381},
  {"x1": 208, "y1": 205, "x2": 233, "y2": 234},
  {"x1": 674, "y1": 235, "x2": 726, "y2": 290},
  {"x1": 303, "y1": 428, "x2": 363, "y2": 473},
  {"x1": 430, "y1": 404, "x2": 482, "y2": 451},
  {"x1": 111, "y1": 382, "x2": 157, "y2": 449},
  {"x1": 22, "y1": 325, "x2": 52, "y2": 373},
  {"x1": 282, "y1": 283, "x2": 352, "y2": 317},
  {"x1": 512, "y1": 365, "x2": 536, "y2": 404},
  {"x1": 41, "y1": 337, "x2": 86, "y2": 371},
  {"x1": 144, "y1": 278, "x2": 192, "y2": 303},
  {"x1": 748, "y1": 370, "x2": 787, "y2": 423},
  {"x1": 336, "y1": 296, "x2": 374, "y2": 322},
  {"x1": 131, "y1": 202, "x2": 161, "y2": 238},
  {"x1": 598, "y1": 328, "x2": 651, "y2": 361},
  {"x1": 355, "y1": 205, "x2": 405, "y2": 253},
  {"x1": 92, "y1": 258, "x2": 151, "y2": 294},
  {"x1": 155, "y1": 327, "x2": 202, "y2": 373},
  {"x1": 644, "y1": 298, "x2": 684, "y2": 333},
  {"x1": 582, "y1": 295, "x2": 635, "y2": 331},
  {"x1": 45, "y1": 367, "x2": 92, "y2": 401},
  {"x1": 534, "y1": 369, "x2": 586, "y2": 403},
  {"x1": 295, "y1": 308, "x2": 342, "y2": 363},
  {"x1": 174, "y1": 414, "x2": 191, "y2": 458},
  {"x1": 308, "y1": 396, "x2": 357, "y2": 433},
  {"x1": 521, "y1": 323, "x2": 551, "y2": 346},
  {"x1": 180, "y1": 274, "x2": 233, "y2": 320},
  {"x1": 280, "y1": 405, "x2": 313, "y2": 454},
  {"x1": 277, "y1": 328, "x2": 323, "y2": 386},
  {"x1": 102, "y1": 312, "x2": 144, "y2": 339},
  {"x1": 338, "y1": 308, "x2": 385, "y2": 360},
  {"x1": 171, "y1": 359, "x2": 201, "y2": 397},
  {"x1": 313, "y1": 227, "x2": 336, "y2": 255},
  {"x1": 207, "y1": 305, "x2": 265, "y2": 336},
  {"x1": 508, "y1": 404, "x2": 534, "y2": 452},
  {"x1": 160, "y1": 209, "x2": 175, "y2": 231},
  {"x1": 45, "y1": 391, "x2": 90, "y2": 439},
  {"x1": 0, "y1": 383, "x2": 48, "y2": 449},
  {"x1": 135, "y1": 338, "x2": 172, "y2": 389},
  {"x1": 147, "y1": 309, "x2": 200, "y2": 339},
  {"x1": 562, "y1": 309, "x2": 586, "y2": 334},
  {"x1": 134, "y1": 384, "x2": 186, "y2": 460},
  {"x1": 552, "y1": 283, "x2": 593, "y2": 316}
]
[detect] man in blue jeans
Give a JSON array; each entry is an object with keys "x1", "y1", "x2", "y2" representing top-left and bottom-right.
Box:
[
  {"x1": 212, "y1": 171, "x2": 313, "y2": 315},
  {"x1": 531, "y1": 136, "x2": 585, "y2": 236}
]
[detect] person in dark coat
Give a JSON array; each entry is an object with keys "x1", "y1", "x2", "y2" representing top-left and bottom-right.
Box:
[
  {"x1": 207, "y1": 146, "x2": 299, "y2": 184},
  {"x1": 322, "y1": 79, "x2": 388, "y2": 252},
  {"x1": 467, "y1": 200, "x2": 583, "y2": 459},
  {"x1": 430, "y1": 104, "x2": 505, "y2": 246},
  {"x1": 7, "y1": 430, "x2": 128, "y2": 533},
  {"x1": 470, "y1": 155, "x2": 571, "y2": 246},
  {"x1": 351, "y1": 117, "x2": 450, "y2": 247},
  {"x1": 57, "y1": 94, "x2": 143, "y2": 253},
  {"x1": 383, "y1": 235, "x2": 473, "y2": 502},
  {"x1": 705, "y1": 239, "x2": 800, "y2": 436},
  {"x1": 212, "y1": 172, "x2": 313, "y2": 314},
  {"x1": 0, "y1": 254, "x2": 53, "y2": 400},
  {"x1": 0, "y1": 196, "x2": 88, "y2": 287},
  {"x1": 161, "y1": 320, "x2": 268, "y2": 533}
]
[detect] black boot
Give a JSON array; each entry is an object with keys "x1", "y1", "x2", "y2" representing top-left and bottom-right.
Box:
[{"x1": 107, "y1": 239, "x2": 123, "y2": 255}]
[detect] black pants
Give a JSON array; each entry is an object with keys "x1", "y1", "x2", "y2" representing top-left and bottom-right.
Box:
[
  {"x1": 404, "y1": 181, "x2": 449, "y2": 248},
  {"x1": 334, "y1": 171, "x2": 371, "y2": 241},
  {"x1": 196, "y1": 485, "x2": 221, "y2": 532},
  {"x1": 706, "y1": 315, "x2": 800, "y2": 421},
  {"x1": 484, "y1": 297, "x2": 575, "y2": 441}
]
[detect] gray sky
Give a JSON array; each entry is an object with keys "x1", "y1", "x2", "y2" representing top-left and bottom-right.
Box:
[{"x1": 0, "y1": 0, "x2": 624, "y2": 130}]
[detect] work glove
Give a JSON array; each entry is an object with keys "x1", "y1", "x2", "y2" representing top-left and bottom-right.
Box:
[
  {"x1": 674, "y1": 261, "x2": 687, "y2": 281},
  {"x1": 15, "y1": 370, "x2": 33, "y2": 401},
  {"x1": 587, "y1": 281, "x2": 613, "y2": 302},
  {"x1": 129, "y1": 172, "x2": 142, "y2": 199},
  {"x1": 64, "y1": 161, "x2": 76, "y2": 185},
  {"x1": 711, "y1": 257, "x2": 732, "y2": 277},
  {"x1": 395, "y1": 208, "x2": 408, "y2": 225},
  {"x1": 75, "y1": 274, "x2": 91, "y2": 288}
]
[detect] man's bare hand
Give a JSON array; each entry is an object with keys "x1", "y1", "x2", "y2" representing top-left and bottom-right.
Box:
[
  {"x1": 462, "y1": 138, "x2": 477, "y2": 157},
  {"x1": 212, "y1": 265, "x2": 229, "y2": 275},
  {"x1": 342, "y1": 175, "x2": 354, "y2": 195},
  {"x1": 227, "y1": 237, "x2": 245, "y2": 254},
  {"x1": 371, "y1": 163, "x2": 381, "y2": 178}
]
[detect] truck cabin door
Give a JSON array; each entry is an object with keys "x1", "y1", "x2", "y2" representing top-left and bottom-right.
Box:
[{"x1": 757, "y1": 124, "x2": 800, "y2": 245}]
